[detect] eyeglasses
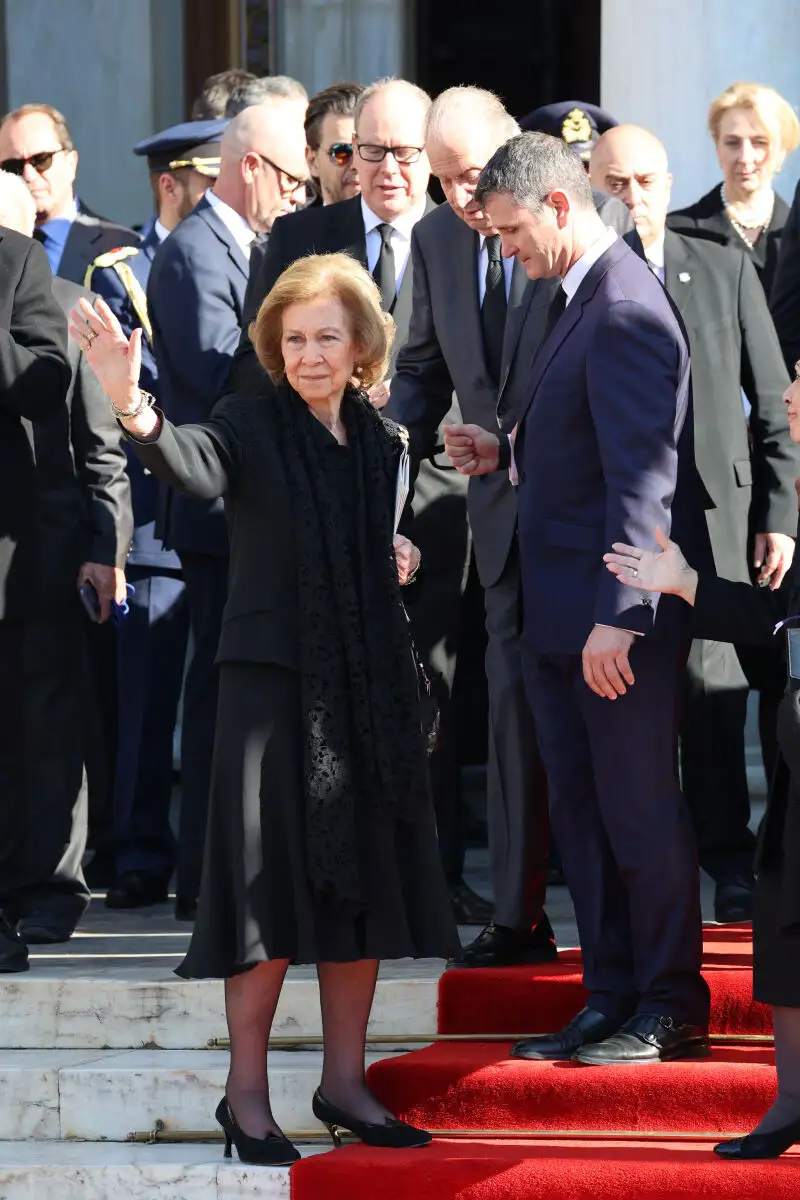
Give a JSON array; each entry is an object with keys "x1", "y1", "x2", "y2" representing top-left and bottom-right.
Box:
[
  {"x1": 356, "y1": 144, "x2": 423, "y2": 164},
  {"x1": 253, "y1": 152, "x2": 306, "y2": 192},
  {"x1": 1, "y1": 148, "x2": 67, "y2": 176},
  {"x1": 327, "y1": 142, "x2": 354, "y2": 166}
]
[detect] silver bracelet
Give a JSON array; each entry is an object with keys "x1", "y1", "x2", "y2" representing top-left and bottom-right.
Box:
[{"x1": 111, "y1": 389, "x2": 156, "y2": 420}]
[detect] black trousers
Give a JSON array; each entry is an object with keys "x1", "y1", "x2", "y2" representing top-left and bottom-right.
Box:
[
  {"x1": 681, "y1": 638, "x2": 757, "y2": 881},
  {"x1": 178, "y1": 552, "x2": 228, "y2": 900},
  {"x1": 524, "y1": 638, "x2": 709, "y2": 1024},
  {"x1": 484, "y1": 540, "x2": 549, "y2": 930},
  {"x1": 17, "y1": 603, "x2": 90, "y2": 922},
  {"x1": 0, "y1": 619, "x2": 25, "y2": 909}
]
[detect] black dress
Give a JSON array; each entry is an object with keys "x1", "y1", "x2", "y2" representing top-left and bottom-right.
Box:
[{"x1": 128, "y1": 390, "x2": 460, "y2": 977}]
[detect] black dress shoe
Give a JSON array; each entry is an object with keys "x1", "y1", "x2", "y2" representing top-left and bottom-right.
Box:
[
  {"x1": 105, "y1": 870, "x2": 169, "y2": 910},
  {"x1": 714, "y1": 875, "x2": 754, "y2": 923},
  {"x1": 215, "y1": 1096, "x2": 299, "y2": 1165},
  {"x1": 511, "y1": 1007, "x2": 626, "y2": 1061},
  {"x1": 573, "y1": 1013, "x2": 711, "y2": 1065},
  {"x1": 175, "y1": 895, "x2": 198, "y2": 922},
  {"x1": 312, "y1": 1088, "x2": 431, "y2": 1149},
  {"x1": 449, "y1": 919, "x2": 558, "y2": 968},
  {"x1": 714, "y1": 1116, "x2": 800, "y2": 1159},
  {"x1": 450, "y1": 882, "x2": 494, "y2": 926},
  {"x1": 18, "y1": 916, "x2": 76, "y2": 945},
  {"x1": 0, "y1": 912, "x2": 29, "y2": 973}
]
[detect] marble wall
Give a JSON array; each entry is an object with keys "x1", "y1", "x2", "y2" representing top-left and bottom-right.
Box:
[
  {"x1": 601, "y1": 0, "x2": 800, "y2": 209},
  {"x1": 5, "y1": 0, "x2": 185, "y2": 229},
  {"x1": 273, "y1": 0, "x2": 410, "y2": 94}
]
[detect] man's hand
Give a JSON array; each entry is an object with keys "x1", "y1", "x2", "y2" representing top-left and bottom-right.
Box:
[
  {"x1": 78, "y1": 563, "x2": 127, "y2": 624},
  {"x1": 443, "y1": 424, "x2": 500, "y2": 475},
  {"x1": 754, "y1": 531, "x2": 795, "y2": 590},
  {"x1": 582, "y1": 624, "x2": 636, "y2": 700},
  {"x1": 368, "y1": 378, "x2": 391, "y2": 409},
  {"x1": 393, "y1": 535, "x2": 421, "y2": 585}
]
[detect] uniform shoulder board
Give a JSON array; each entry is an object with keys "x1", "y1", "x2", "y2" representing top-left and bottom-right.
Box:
[{"x1": 89, "y1": 245, "x2": 141, "y2": 271}]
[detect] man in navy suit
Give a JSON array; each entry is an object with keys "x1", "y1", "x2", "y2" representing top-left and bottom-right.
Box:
[
  {"x1": 445, "y1": 132, "x2": 711, "y2": 1065},
  {"x1": 146, "y1": 102, "x2": 307, "y2": 917},
  {"x1": 86, "y1": 120, "x2": 227, "y2": 909}
]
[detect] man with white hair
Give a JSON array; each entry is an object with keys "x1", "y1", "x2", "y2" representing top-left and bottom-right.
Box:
[
  {"x1": 386, "y1": 87, "x2": 640, "y2": 969},
  {"x1": 147, "y1": 101, "x2": 308, "y2": 917},
  {"x1": 0, "y1": 169, "x2": 131, "y2": 948}
]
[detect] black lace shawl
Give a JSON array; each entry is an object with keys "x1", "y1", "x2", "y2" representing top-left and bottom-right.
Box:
[{"x1": 272, "y1": 382, "x2": 430, "y2": 911}]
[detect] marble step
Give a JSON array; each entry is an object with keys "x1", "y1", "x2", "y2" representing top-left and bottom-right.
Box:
[
  {"x1": 0, "y1": 1140, "x2": 326, "y2": 1199},
  {"x1": 0, "y1": 965, "x2": 440, "y2": 1049},
  {"x1": 3, "y1": 1048, "x2": 401, "y2": 1141}
]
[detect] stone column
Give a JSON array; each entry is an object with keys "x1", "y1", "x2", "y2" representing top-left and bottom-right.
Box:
[
  {"x1": 601, "y1": 0, "x2": 800, "y2": 208},
  {"x1": 274, "y1": 0, "x2": 411, "y2": 94}
]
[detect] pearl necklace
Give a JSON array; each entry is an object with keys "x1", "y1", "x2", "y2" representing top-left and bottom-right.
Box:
[{"x1": 720, "y1": 183, "x2": 774, "y2": 248}]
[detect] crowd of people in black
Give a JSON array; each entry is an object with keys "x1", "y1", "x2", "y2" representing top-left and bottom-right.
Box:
[{"x1": 4, "y1": 62, "x2": 800, "y2": 1162}]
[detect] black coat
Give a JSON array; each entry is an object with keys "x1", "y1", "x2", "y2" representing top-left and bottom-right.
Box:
[
  {"x1": 769, "y1": 177, "x2": 800, "y2": 376},
  {"x1": 58, "y1": 200, "x2": 139, "y2": 289},
  {"x1": 667, "y1": 182, "x2": 789, "y2": 299},
  {"x1": 662, "y1": 230, "x2": 797, "y2": 581},
  {"x1": 25, "y1": 277, "x2": 133, "y2": 605},
  {"x1": 0, "y1": 230, "x2": 70, "y2": 620}
]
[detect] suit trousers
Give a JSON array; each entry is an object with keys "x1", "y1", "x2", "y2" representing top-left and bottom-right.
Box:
[
  {"x1": 523, "y1": 637, "x2": 710, "y2": 1024},
  {"x1": 681, "y1": 638, "x2": 757, "y2": 881},
  {"x1": 17, "y1": 602, "x2": 90, "y2": 923},
  {"x1": 177, "y1": 552, "x2": 228, "y2": 901},
  {"x1": 484, "y1": 539, "x2": 548, "y2": 930},
  {"x1": 0, "y1": 619, "x2": 25, "y2": 909},
  {"x1": 113, "y1": 568, "x2": 188, "y2": 880}
]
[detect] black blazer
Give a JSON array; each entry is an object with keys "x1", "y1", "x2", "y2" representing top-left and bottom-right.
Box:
[
  {"x1": 24, "y1": 277, "x2": 132, "y2": 605},
  {"x1": 127, "y1": 389, "x2": 403, "y2": 669},
  {"x1": 0, "y1": 230, "x2": 70, "y2": 619},
  {"x1": 667, "y1": 183, "x2": 789, "y2": 299},
  {"x1": 770, "y1": 177, "x2": 800, "y2": 375},
  {"x1": 58, "y1": 200, "x2": 140, "y2": 288},
  {"x1": 662, "y1": 230, "x2": 797, "y2": 581},
  {"x1": 147, "y1": 195, "x2": 250, "y2": 557}
]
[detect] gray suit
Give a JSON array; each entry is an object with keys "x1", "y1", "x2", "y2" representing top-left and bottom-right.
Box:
[{"x1": 387, "y1": 192, "x2": 640, "y2": 930}]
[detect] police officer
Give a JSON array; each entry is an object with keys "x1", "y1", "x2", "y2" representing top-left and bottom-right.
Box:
[
  {"x1": 520, "y1": 101, "x2": 619, "y2": 165},
  {"x1": 85, "y1": 120, "x2": 227, "y2": 912}
]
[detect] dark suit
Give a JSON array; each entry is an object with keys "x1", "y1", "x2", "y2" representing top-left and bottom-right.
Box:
[
  {"x1": 517, "y1": 234, "x2": 710, "y2": 1023},
  {"x1": 46, "y1": 199, "x2": 140, "y2": 289},
  {"x1": 770, "y1": 177, "x2": 800, "y2": 375},
  {"x1": 0, "y1": 231, "x2": 70, "y2": 910},
  {"x1": 147, "y1": 194, "x2": 249, "y2": 901},
  {"x1": 16, "y1": 276, "x2": 132, "y2": 924},
  {"x1": 386, "y1": 193, "x2": 640, "y2": 931},
  {"x1": 231, "y1": 194, "x2": 473, "y2": 886},
  {"x1": 659, "y1": 231, "x2": 797, "y2": 882},
  {"x1": 87, "y1": 224, "x2": 189, "y2": 884}
]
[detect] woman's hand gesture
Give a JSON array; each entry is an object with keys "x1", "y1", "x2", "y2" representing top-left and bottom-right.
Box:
[
  {"x1": 393, "y1": 535, "x2": 421, "y2": 586},
  {"x1": 68, "y1": 296, "x2": 143, "y2": 412},
  {"x1": 603, "y1": 526, "x2": 698, "y2": 606}
]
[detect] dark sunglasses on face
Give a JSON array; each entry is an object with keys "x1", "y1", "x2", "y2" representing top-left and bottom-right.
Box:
[
  {"x1": 1, "y1": 148, "x2": 66, "y2": 176},
  {"x1": 356, "y1": 144, "x2": 423, "y2": 164},
  {"x1": 327, "y1": 142, "x2": 354, "y2": 166}
]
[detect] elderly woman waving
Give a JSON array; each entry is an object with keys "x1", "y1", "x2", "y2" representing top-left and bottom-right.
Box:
[{"x1": 70, "y1": 253, "x2": 458, "y2": 1164}]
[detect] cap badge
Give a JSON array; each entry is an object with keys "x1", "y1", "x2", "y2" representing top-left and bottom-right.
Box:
[{"x1": 561, "y1": 108, "x2": 591, "y2": 144}]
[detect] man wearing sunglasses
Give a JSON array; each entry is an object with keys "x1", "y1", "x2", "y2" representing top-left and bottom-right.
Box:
[
  {"x1": 304, "y1": 82, "x2": 363, "y2": 206},
  {"x1": 145, "y1": 99, "x2": 307, "y2": 920},
  {"x1": 0, "y1": 103, "x2": 137, "y2": 286},
  {"x1": 231, "y1": 78, "x2": 489, "y2": 928}
]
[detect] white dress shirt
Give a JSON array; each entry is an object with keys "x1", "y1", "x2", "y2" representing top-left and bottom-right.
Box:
[
  {"x1": 562, "y1": 226, "x2": 618, "y2": 305},
  {"x1": 644, "y1": 232, "x2": 666, "y2": 283},
  {"x1": 205, "y1": 190, "x2": 256, "y2": 260},
  {"x1": 477, "y1": 233, "x2": 515, "y2": 305},
  {"x1": 361, "y1": 196, "x2": 427, "y2": 293},
  {"x1": 154, "y1": 218, "x2": 170, "y2": 244}
]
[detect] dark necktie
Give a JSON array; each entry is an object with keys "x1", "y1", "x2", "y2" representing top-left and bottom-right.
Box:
[
  {"x1": 373, "y1": 223, "x2": 396, "y2": 312},
  {"x1": 543, "y1": 285, "x2": 567, "y2": 341},
  {"x1": 33, "y1": 228, "x2": 47, "y2": 244},
  {"x1": 480, "y1": 234, "x2": 507, "y2": 386}
]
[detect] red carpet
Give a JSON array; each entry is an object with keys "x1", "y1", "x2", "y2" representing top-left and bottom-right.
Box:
[{"x1": 291, "y1": 927, "x2": 795, "y2": 1197}]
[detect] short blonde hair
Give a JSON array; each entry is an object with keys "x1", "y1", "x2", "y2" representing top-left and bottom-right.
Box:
[
  {"x1": 250, "y1": 252, "x2": 394, "y2": 389},
  {"x1": 709, "y1": 82, "x2": 800, "y2": 167}
]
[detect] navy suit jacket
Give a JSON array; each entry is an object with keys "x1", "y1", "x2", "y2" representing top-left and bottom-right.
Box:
[
  {"x1": 147, "y1": 196, "x2": 249, "y2": 556},
  {"x1": 88, "y1": 223, "x2": 180, "y2": 568},
  {"x1": 516, "y1": 236, "x2": 710, "y2": 656}
]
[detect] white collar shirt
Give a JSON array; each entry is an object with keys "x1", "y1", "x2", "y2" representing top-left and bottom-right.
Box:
[
  {"x1": 206, "y1": 189, "x2": 256, "y2": 260},
  {"x1": 477, "y1": 233, "x2": 515, "y2": 305},
  {"x1": 561, "y1": 226, "x2": 618, "y2": 305},
  {"x1": 645, "y1": 232, "x2": 666, "y2": 283},
  {"x1": 154, "y1": 218, "x2": 170, "y2": 244},
  {"x1": 361, "y1": 196, "x2": 428, "y2": 292}
]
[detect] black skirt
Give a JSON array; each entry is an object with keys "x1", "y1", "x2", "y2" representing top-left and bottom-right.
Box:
[{"x1": 176, "y1": 662, "x2": 459, "y2": 978}]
